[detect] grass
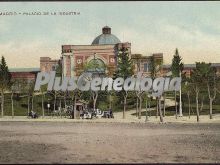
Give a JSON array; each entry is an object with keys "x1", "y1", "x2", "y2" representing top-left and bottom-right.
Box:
[
  {"x1": 1, "y1": 93, "x2": 220, "y2": 117},
  {"x1": 131, "y1": 104, "x2": 220, "y2": 116}
]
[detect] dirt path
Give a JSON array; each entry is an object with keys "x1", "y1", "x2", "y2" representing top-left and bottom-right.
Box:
[{"x1": 0, "y1": 122, "x2": 219, "y2": 163}]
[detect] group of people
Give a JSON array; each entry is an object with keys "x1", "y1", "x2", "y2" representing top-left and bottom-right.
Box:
[
  {"x1": 27, "y1": 107, "x2": 113, "y2": 119},
  {"x1": 28, "y1": 110, "x2": 38, "y2": 119}
]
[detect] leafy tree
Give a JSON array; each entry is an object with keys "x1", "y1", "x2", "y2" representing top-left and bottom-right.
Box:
[
  {"x1": 40, "y1": 84, "x2": 48, "y2": 118},
  {"x1": 171, "y1": 49, "x2": 184, "y2": 77},
  {"x1": 56, "y1": 61, "x2": 62, "y2": 77},
  {"x1": 191, "y1": 62, "x2": 209, "y2": 122},
  {"x1": 132, "y1": 54, "x2": 142, "y2": 118},
  {"x1": 182, "y1": 77, "x2": 193, "y2": 119},
  {"x1": 114, "y1": 47, "x2": 133, "y2": 119},
  {"x1": 49, "y1": 61, "x2": 63, "y2": 113},
  {"x1": 10, "y1": 79, "x2": 24, "y2": 118},
  {"x1": 149, "y1": 55, "x2": 163, "y2": 122},
  {"x1": 0, "y1": 56, "x2": 12, "y2": 117},
  {"x1": 202, "y1": 63, "x2": 217, "y2": 119},
  {"x1": 171, "y1": 48, "x2": 184, "y2": 117}
]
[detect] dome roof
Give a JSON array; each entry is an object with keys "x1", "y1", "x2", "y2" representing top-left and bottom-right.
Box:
[{"x1": 92, "y1": 26, "x2": 121, "y2": 45}]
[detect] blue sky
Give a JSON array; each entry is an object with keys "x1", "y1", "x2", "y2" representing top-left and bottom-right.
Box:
[{"x1": 0, "y1": 1, "x2": 220, "y2": 68}]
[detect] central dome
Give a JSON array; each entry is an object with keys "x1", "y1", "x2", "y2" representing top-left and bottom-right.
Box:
[{"x1": 92, "y1": 26, "x2": 121, "y2": 45}]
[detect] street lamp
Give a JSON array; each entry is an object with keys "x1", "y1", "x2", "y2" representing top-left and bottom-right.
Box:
[
  {"x1": 179, "y1": 71, "x2": 183, "y2": 117},
  {"x1": 47, "y1": 100, "x2": 50, "y2": 116}
]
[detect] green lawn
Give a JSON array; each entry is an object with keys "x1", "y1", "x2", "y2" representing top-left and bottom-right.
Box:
[
  {"x1": 1, "y1": 93, "x2": 220, "y2": 117},
  {"x1": 131, "y1": 104, "x2": 220, "y2": 116}
]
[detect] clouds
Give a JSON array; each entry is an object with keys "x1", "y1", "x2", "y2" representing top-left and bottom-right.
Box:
[
  {"x1": 0, "y1": 2, "x2": 220, "y2": 67},
  {"x1": 0, "y1": 40, "x2": 59, "y2": 68}
]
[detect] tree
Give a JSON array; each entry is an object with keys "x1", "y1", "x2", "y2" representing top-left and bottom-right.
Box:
[
  {"x1": 163, "y1": 92, "x2": 166, "y2": 117},
  {"x1": 136, "y1": 89, "x2": 144, "y2": 119},
  {"x1": 204, "y1": 64, "x2": 217, "y2": 119},
  {"x1": 10, "y1": 80, "x2": 17, "y2": 118},
  {"x1": 158, "y1": 96, "x2": 164, "y2": 123},
  {"x1": 10, "y1": 79, "x2": 23, "y2": 118},
  {"x1": 17, "y1": 79, "x2": 32, "y2": 115},
  {"x1": 28, "y1": 80, "x2": 36, "y2": 114},
  {"x1": 171, "y1": 48, "x2": 184, "y2": 117},
  {"x1": 0, "y1": 56, "x2": 12, "y2": 117},
  {"x1": 149, "y1": 55, "x2": 163, "y2": 122},
  {"x1": 191, "y1": 62, "x2": 208, "y2": 122},
  {"x1": 40, "y1": 84, "x2": 47, "y2": 118},
  {"x1": 49, "y1": 62, "x2": 63, "y2": 114},
  {"x1": 114, "y1": 47, "x2": 133, "y2": 119},
  {"x1": 182, "y1": 77, "x2": 192, "y2": 119},
  {"x1": 144, "y1": 92, "x2": 150, "y2": 122},
  {"x1": 82, "y1": 54, "x2": 107, "y2": 111}
]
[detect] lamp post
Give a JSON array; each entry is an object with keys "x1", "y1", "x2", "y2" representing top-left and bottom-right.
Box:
[
  {"x1": 179, "y1": 71, "x2": 183, "y2": 117},
  {"x1": 47, "y1": 101, "x2": 50, "y2": 116}
]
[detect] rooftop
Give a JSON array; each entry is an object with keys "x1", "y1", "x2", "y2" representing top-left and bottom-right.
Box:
[{"x1": 9, "y1": 68, "x2": 40, "y2": 73}]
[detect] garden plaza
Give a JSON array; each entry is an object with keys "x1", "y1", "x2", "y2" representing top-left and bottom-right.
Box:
[{"x1": 34, "y1": 71, "x2": 181, "y2": 97}]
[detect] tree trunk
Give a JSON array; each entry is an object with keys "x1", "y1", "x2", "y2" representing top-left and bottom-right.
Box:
[
  {"x1": 109, "y1": 94, "x2": 112, "y2": 109},
  {"x1": 32, "y1": 95, "x2": 34, "y2": 111},
  {"x1": 1, "y1": 91, "x2": 4, "y2": 118},
  {"x1": 163, "y1": 93, "x2": 166, "y2": 117},
  {"x1": 54, "y1": 92, "x2": 56, "y2": 111},
  {"x1": 93, "y1": 99, "x2": 96, "y2": 111},
  {"x1": 158, "y1": 97, "x2": 164, "y2": 123},
  {"x1": 41, "y1": 93, "x2": 44, "y2": 118},
  {"x1": 138, "y1": 96, "x2": 142, "y2": 119},
  {"x1": 28, "y1": 95, "x2": 30, "y2": 115},
  {"x1": 200, "y1": 97, "x2": 204, "y2": 112},
  {"x1": 187, "y1": 92, "x2": 191, "y2": 119},
  {"x1": 11, "y1": 92, "x2": 14, "y2": 118},
  {"x1": 74, "y1": 96, "x2": 77, "y2": 119},
  {"x1": 64, "y1": 94, "x2": 67, "y2": 109},
  {"x1": 207, "y1": 83, "x2": 216, "y2": 120},
  {"x1": 145, "y1": 97, "x2": 148, "y2": 122},
  {"x1": 11, "y1": 93, "x2": 14, "y2": 117},
  {"x1": 210, "y1": 99, "x2": 213, "y2": 119},
  {"x1": 175, "y1": 91, "x2": 177, "y2": 119},
  {"x1": 156, "y1": 98, "x2": 158, "y2": 118},
  {"x1": 123, "y1": 96, "x2": 127, "y2": 119},
  {"x1": 136, "y1": 97, "x2": 139, "y2": 117},
  {"x1": 196, "y1": 91, "x2": 200, "y2": 122},
  {"x1": 93, "y1": 91, "x2": 98, "y2": 111},
  {"x1": 59, "y1": 99, "x2": 62, "y2": 118}
]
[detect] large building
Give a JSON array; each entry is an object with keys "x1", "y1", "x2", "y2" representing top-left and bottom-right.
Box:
[
  {"x1": 40, "y1": 26, "x2": 220, "y2": 79},
  {"x1": 40, "y1": 26, "x2": 131, "y2": 77},
  {"x1": 9, "y1": 26, "x2": 220, "y2": 81}
]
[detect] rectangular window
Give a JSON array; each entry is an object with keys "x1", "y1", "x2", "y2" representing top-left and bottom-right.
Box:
[{"x1": 144, "y1": 63, "x2": 149, "y2": 72}]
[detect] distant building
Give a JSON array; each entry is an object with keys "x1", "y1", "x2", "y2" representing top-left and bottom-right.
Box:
[
  {"x1": 134, "y1": 54, "x2": 220, "y2": 78},
  {"x1": 163, "y1": 63, "x2": 220, "y2": 77},
  {"x1": 9, "y1": 68, "x2": 40, "y2": 82},
  {"x1": 131, "y1": 53, "x2": 163, "y2": 77},
  {"x1": 40, "y1": 57, "x2": 60, "y2": 72}
]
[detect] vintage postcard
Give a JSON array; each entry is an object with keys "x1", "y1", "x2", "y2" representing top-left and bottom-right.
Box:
[{"x1": 0, "y1": 1, "x2": 219, "y2": 164}]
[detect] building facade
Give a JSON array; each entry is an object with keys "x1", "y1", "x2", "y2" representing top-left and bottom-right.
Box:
[
  {"x1": 38, "y1": 26, "x2": 220, "y2": 80},
  {"x1": 60, "y1": 26, "x2": 131, "y2": 77},
  {"x1": 9, "y1": 68, "x2": 40, "y2": 81},
  {"x1": 40, "y1": 57, "x2": 60, "y2": 72}
]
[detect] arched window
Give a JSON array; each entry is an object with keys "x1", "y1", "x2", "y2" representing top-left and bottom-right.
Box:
[{"x1": 86, "y1": 58, "x2": 106, "y2": 73}]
